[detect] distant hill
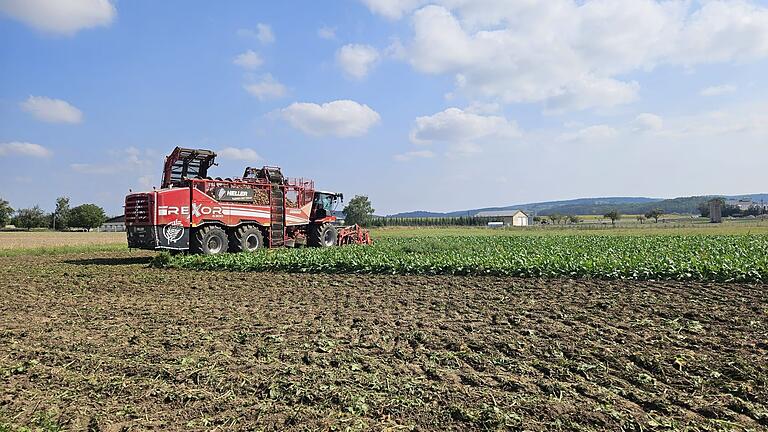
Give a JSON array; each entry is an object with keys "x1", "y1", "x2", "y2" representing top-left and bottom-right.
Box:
[
  {"x1": 536, "y1": 193, "x2": 768, "y2": 216},
  {"x1": 385, "y1": 193, "x2": 768, "y2": 218},
  {"x1": 387, "y1": 197, "x2": 661, "y2": 218},
  {"x1": 537, "y1": 196, "x2": 703, "y2": 216}
]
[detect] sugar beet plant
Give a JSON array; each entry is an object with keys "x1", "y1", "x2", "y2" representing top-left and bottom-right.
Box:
[{"x1": 154, "y1": 235, "x2": 768, "y2": 283}]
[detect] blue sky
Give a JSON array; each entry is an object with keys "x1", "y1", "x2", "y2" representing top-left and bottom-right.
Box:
[{"x1": 1, "y1": 0, "x2": 767, "y2": 216}]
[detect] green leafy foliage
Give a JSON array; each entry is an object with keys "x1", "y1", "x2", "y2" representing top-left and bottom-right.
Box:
[
  {"x1": 54, "y1": 196, "x2": 71, "y2": 230},
  {"x1": 342, "y1": 195, "x2": 374, "y2": 226},
  {"x1": 645, "y1": 208, "x2": 664, "y2": 223},
  {"x1": 369, "y1": 215, "x2": 496, "y2": 227},
  {"x1": 0, "y1": 197, "x2": 13, "y2": 227},
  {"x1": 603, "y1": 210, "x2": 621, "y2": 225},
  {"x1": 11, "y1": 206, "x2": 47, "y2": 230},
  {"x1": 68, "y1": 204, "x2": 106, "y2": 229},
  {"x1": 156, "y1": 235, "x2": 768, "y2": 283}
]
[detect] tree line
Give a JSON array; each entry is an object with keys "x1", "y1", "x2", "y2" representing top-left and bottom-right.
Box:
[
  {"x1": 343, "y1": 194, "x2": 767, "y2": 229},
  {"x1": 368, "y1": 216, "x2": 497, "y2": 227},
  {"x1": 0, "y1": 196, "x2": 107, "y2": 231},
  {"x1": 341, "y1": 195, "x2": 496, "y2": 227},
  {"x1": 341, "y1": 196, "x2": 674, "y2": 228}
]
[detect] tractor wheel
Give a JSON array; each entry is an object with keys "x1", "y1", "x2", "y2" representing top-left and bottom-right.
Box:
[
  {"x1": 308, "y1": 222, "x2": 338, "y2": 247},
  {"x1": 230, "y1": 225, "x2": 264, "y2": 253},
  {"x1": 191, "y1": 225, "x2": 228, "y2": 255}
]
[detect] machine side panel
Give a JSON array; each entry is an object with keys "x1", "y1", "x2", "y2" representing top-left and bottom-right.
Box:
[{"x1": 155, "y1": 188, "x2": 273, "y2": 228}]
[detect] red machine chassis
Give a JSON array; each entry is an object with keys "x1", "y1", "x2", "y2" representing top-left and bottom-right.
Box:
[{"x1": 125, "y1": 147, "x2": 366, "y2": 252}]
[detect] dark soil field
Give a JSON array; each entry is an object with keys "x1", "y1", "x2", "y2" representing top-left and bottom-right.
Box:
[{"x1": 1, "y1": 251, "x2": 766, "y2": 431}]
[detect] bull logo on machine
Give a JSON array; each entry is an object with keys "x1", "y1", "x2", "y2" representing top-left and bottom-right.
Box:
[{"x1": 163, "y1": 219, "x2": 184, "y2": 243}]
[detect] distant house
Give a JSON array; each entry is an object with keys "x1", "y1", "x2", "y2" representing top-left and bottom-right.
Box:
[
  {"x1": 726, "y1": 198, "x2": 768, "y2": 212},
  {"x1": 725, "y1": 198, "x2": 754, "y2": 211},
  {"x1": 100, "y1": 215, "x2": 125, "y2": 232},
  {"x1": 476, "y1": 210, "x2": 530, "y2": 227}
]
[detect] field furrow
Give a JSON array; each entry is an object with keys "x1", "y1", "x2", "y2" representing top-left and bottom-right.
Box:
[{"x1": 1, "y1": 251, "x2": 766, "y2": 431}]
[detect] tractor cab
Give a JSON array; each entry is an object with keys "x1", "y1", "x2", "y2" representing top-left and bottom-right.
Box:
[{"x1": 312, "y1": 191, "x2": 343, "y2": 221}]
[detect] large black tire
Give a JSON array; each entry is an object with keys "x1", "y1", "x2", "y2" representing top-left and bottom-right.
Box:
[
  {"x1": 230, "y1": 225, "x2": 264, "y2": 253},
  {"x1": 308, "y1": 223, "x2": 338, "y2": 247},
  {"x1": 191, "y1": 225, "x2": 228, "y2": 255}
]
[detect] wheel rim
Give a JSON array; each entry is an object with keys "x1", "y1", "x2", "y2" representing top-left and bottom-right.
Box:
[
  {"x1": 245, "y1": 233, "x2": 259, "y2": 250},
  {"x1": 323, "y1": 229, "x2": 335, "y2": 246},
  {"x1": 207, "y1": 236, "x2": 222, "y2": 253}
]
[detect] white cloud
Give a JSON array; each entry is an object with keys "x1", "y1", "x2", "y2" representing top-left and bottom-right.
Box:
[
  {"x1": 244, "y1": 74, "x2": 287, "y2": 100},
  {"x1": 700, "y1": 84, "x2": 737, "y2": 97},
  {"x1": 384, "y1": 37, "x2": 407, "y2": 60},
  {"x1": 20, "y1": 96, "x2": 83, "y2": 124},
  {"x1": 217, "y1": 147, "x2": 260, "y2": 162},
  {"x1": 633, "y1": 113, "x2": 664, "y2": 132},
  {"x1": 280, "y1": 100, "x2": 381, "y2": 137},
  {"x1": 233, "y1": 50, "x2": 263, "y2": 70},
  {"x1": 465, "y1": 101, "x2": 501, "y2": 115},
  {"x1": 137, "y1": 175, "x2": 155, "y2": 190},
  {"x1": 379, "y1": 1, "x2": 768, "y2": 112},
  {"x1": 543, "y1": 77, "x2": 639, "y2": 113},
  {"x1": 318, "y1": 26, "x2": 336, "y2": 40},
  {"x1": 257, "y1": 23, "x2": 274, "y2": 44},
  {"x1": 558, "y1": 125, "x2": 618, "y2": 142},
  {"x1": 0, "y1": 141, "x2": 52, "y2": 157},
  {"x1": 404, "y1": 4, "x2": 645, "y2": 111},
  {"x1": 361, "y1": 0, "x2": 426, "y2": 19},
  {"x1": 237, "y1": 23, "x2": 274, "y2": 44},
  {"x1": 658, "y1": 106, "x2": 768, "y2": 139},
  {"x1": 567, "y1": 102, "x2": 768, "y2": 144},
  {"x1": 0, "y1": 0, "x2": 115, "y2": 35},
  {"x1": 71, "y1": 147, "x2": 155, "y2": 175},
  {"x1": 672, "y1": 1, "x2": 768, "y2": 65},
  {"x1": 410, "y1": 107, "x2": 520, "y2": 146},
  {"x1": 336, "y1": 44, "x2": 380, "y2": 79},
  {"x1": 445, "y1": 141, "x2": 482, "y2": 158},
  {"x1": 122, "y1": 146, "x2": 146, "y2": 163},
  {"x1": 393, "y1": 150, "x2": 434, "y2": 162},
  {"x1": 556, "y1": 104, "x2": 766, "y2": 145}
]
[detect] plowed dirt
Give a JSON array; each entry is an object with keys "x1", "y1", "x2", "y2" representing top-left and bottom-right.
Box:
[{"x1": 1, "y1": 251, "x2": 766, "y2": 431}]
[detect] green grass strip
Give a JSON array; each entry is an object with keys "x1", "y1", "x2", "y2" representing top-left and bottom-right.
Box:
[{"x1": 0, "y1": 243, "x2": 127, "y2": 257}]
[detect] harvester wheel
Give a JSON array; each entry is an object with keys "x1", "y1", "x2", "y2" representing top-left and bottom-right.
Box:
[
  {"x1": 308, "y1": 222, "x2": 337, "y2": 247},
  {"x1": 230, "y1": 225, "x2": 264, "y2": 253},
  {"x1": 192, "y1": 225, "x2": 228, "y2": 255}
]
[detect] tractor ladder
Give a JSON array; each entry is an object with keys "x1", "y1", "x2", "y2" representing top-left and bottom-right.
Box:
[{"x1": 265, "y1": 167, "x2": 285, "y2": 247}]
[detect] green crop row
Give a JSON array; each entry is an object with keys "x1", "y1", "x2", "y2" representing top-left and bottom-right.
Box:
[{"x1": 154, "y1": 235, "x2": 768, "y2": 283}]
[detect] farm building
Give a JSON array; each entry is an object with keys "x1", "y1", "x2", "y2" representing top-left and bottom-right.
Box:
[
  {"x1": 100, "y1": 215, "x2": 125, "y2": 232},
  {"x1": 726, "y1": 198, "x2": 755, "y2": 211},
  {"x1": 726, "y1": 198, "x2": 768, "y2": 212},
  {"x1": 476, "y1": 210, "x2": 530, "y2": 227}
]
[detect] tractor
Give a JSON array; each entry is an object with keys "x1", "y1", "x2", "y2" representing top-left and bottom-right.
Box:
[{"x1": 125, "y1": 147, "x2": 371, "y2": 254}]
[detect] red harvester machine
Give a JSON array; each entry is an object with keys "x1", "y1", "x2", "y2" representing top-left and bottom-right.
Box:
[{"x1": 125, "y1": 147, "x2": 371, "y2": 254}]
